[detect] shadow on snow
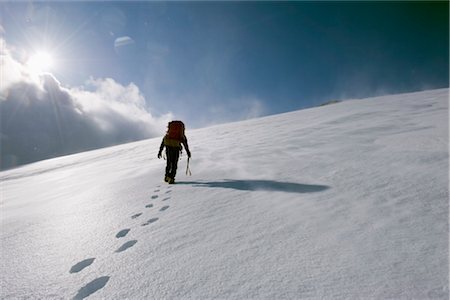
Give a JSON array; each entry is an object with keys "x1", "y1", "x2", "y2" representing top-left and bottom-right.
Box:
[{"x1": 177, "y1": 180, "x2": 329, "y2": 193}]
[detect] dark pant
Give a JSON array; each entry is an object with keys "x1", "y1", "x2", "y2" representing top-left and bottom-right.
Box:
[{"x1": 165, "y1": 146, "x2": 180, "y2": 179}]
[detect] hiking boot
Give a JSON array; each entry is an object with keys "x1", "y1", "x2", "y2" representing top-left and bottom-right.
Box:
[
  {"x1": 164, "y1": 176, "x2": 169, "y2": 182},
  {"x1": 167, "y1": 177, "x2": 175, "y2": 184}
]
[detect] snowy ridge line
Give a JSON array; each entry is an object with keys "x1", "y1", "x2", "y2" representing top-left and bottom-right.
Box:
[{"x1": 1, "y1": 88, "x2": 448, "y2": 299}]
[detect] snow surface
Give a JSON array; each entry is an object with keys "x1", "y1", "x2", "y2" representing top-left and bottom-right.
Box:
[{"x1": 1, "y1": 88, "x2": 449, "y2": 299}]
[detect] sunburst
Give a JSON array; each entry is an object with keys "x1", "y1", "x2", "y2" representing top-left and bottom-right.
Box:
[{"x1": 26, "y1": 51, "x2": 55, "y2": 74}]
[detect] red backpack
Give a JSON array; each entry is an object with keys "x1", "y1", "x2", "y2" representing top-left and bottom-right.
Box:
[{"x1": 166, "y1": 121, "x2": 185, "y2": 141}]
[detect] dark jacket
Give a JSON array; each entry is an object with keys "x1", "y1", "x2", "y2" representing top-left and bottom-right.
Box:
[{"x1": 159, "y1": 135, "x2": 191, "y2": 158}]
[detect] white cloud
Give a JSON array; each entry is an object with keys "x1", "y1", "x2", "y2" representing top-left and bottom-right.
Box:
[
  {"x1": 0, "y1": 38, "x2": 172, "y2": 169},
  {"x1": 0, "y1": 40, "x2": 34, "y2": 96}
]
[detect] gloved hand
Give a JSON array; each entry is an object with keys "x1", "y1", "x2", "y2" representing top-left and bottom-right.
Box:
[{"x1": 158, "y1": 151, "x2": 162, "y2": 159}]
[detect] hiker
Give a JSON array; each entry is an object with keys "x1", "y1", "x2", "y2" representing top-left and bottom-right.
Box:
[{"x1": 158, "y1": 121, "x2": 191, "y2": 184}]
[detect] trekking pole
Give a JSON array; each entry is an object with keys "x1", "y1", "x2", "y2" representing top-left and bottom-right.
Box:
[{"x1": 186, "y1": 157, "x2": 192, "y2": 176}]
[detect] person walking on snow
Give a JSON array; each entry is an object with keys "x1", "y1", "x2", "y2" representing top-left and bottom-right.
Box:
[{"x1": 158, "y1": 121, "x2": 191, "y2": 184}]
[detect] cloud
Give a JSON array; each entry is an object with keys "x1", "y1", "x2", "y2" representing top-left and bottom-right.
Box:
[
  {"x1": 0, "y1": 40, "x2": 33, "y2": 94},
  {"x1": 0, "y1": 39, "x2": 172, "y2": 170}
]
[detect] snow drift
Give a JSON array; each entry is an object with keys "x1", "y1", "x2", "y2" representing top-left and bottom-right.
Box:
[{"x1": 1, "y1": 88, "x2": 448, "y2": 299}]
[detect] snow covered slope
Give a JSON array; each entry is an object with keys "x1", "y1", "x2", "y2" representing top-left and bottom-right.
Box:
[{"x1": 1, "y1": 88, "x2": 448, "y2": 299}]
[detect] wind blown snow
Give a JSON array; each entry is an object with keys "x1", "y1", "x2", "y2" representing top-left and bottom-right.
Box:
[{"x1": 1, "y1": 88, "x2": 448, "y2": 299}]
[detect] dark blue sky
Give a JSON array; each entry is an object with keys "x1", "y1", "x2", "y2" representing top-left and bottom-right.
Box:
[{"x1": 2, "y1": 1, "x2": 448, "y2": 127}]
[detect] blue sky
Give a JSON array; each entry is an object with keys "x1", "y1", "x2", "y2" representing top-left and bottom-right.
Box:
[
  {"x1": 0, "y1": 1, "x2": 448, "y2": 168},
  {"x1": 2, "y1": 1, "x2": 448, "y2": 126}
]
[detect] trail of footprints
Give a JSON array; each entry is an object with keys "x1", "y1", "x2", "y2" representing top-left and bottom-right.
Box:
[{"x1": 69, "y1": 184, "x2": 173, "y2": 299}]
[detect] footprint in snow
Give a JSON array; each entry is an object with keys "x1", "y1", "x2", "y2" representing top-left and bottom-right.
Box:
[
  {"x1": 70, "y1": 258, "x2": 95, "y2": 274},
  {"x1": 145, "y1": 204, "x2": 154, "y2": 208},
  {"x1": 142, "y1": 218, "x2": 159, "y2": 226},
  {"x1": 116, "y1": 229, "x2": 130, "y2": 238},
  {"x1": 160, "y1": 206, "x2": 169, "y2": 212},
  {"x1": 162, "y1": 197, "x2": 170, "y2": 201},
  {"x1": 74, "y1": 276, "x2": 110, "y2": 300},
  {"x1": 151, "y1": 195, "x2": 159, "y2": 199},
  {"x1": 154, "y1": 189, "x2": 160, "y2": 193},
  {"x1": 165, "y1": 190, "x2": 172, "y2": 194},
  {"x1": 116, "y1": 240, "x2": 138, "y2": 253},
  {"x1": 131, "y1": 213, "x2": 142, "y2": 219}
]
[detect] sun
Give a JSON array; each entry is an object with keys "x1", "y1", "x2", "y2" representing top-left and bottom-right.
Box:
[{"x1": 27, "y1": 51, "x2": 55, "y2": 74}]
